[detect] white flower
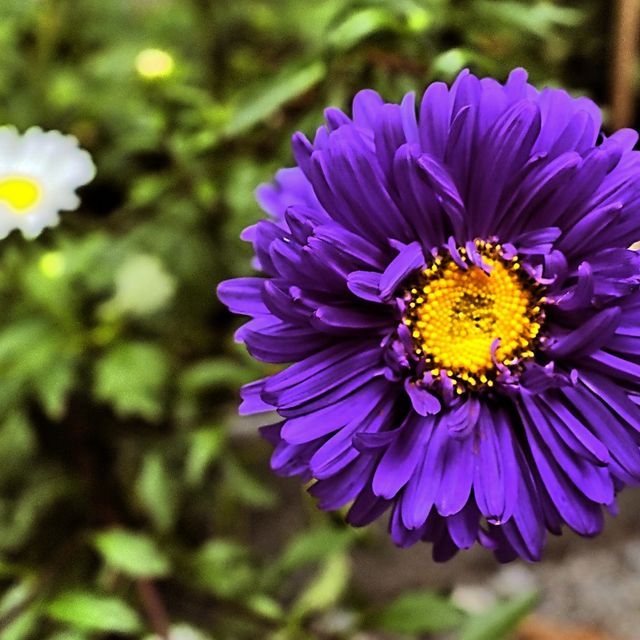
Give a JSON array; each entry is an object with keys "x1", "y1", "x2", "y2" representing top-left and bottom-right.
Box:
[
  {"x1": 104, "y1": 253, "x2": 177, "y2": 317},
  {"x1": 144, "y1": 624, "x2": 212, "y2": 640},
  {"x1": 0, "y1": 126, "x2": 96, "y2": 239}
]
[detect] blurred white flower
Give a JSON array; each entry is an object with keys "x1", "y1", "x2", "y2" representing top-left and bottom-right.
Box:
[
  {"x1": 0, "y1": 126, "x2": 95, "y2": 239},
  {"x1": 103, "y1": 253, "x2": 177, "y2": 318},
  {"x1": 145, "y1": 624, "x2": 212, "y2": 640}
]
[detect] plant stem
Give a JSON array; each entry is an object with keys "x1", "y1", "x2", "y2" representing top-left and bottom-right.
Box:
[{"x1": 137, "y1": 579, "x2": 172, "y2": 639}]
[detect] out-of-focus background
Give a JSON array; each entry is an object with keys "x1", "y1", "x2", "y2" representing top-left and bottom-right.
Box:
[{"x1": 0, "y1": 1, "x2": 637, "y2": 638}]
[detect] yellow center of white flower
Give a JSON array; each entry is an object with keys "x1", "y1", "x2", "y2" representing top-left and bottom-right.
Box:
[
  {"x1": 0, "y1": 177, "x2": 41, "y2": 212},
  {"x1": 403, "y1": 240, "x2": 545, "y2": 391}
]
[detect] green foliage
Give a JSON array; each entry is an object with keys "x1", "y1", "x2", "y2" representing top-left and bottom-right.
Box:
[
  {"x1": 223, "y1": 61, "x2": 327, "y2": 138},
  {"x1": 182, "y1": 539, "x2": 256, "y2": 599},
  {"x1": 0, "y1": 0, "x2": 609, "y2": 638},
  {"x1": 458, "y1": 591, "x2": 540, "y2": 640},
  {"x1": 92, "y1": 529, "x2": 171, "y2": 578},
  {"x1": 367, "y1": 589, "x2": 466, "y2": 634},
  {"x1": 276, "y1": 526, "x2": 357, "y2": 575},
  {"x1": 46, "y1": 592, "x2": 143, "y2": 634},
  {"x1": 94, "y1": 341, "x2": 170, "y2": 421},
  {"x1": 290, "y1": 553, "x2": 351, "y2": 620},
  {"x1": 134, "y1": 450, "x2": 181, "y2": 533}
]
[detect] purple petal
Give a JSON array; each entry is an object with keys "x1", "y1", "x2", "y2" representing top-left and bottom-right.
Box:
[
  {"x1": 447, "y1": 502, "x2": 480, "y2": 549},
  {"x1": 347, "y1": 271, "x2": 383, "y2": 302},
  {"x1": 400, "y1": 420, "x2": 448, "y2": 529},
  {"x1": 519, "y1": 396, "x2": 606, "y2": 535},
  {"x1": 352, "y1": 89, "x2": 384, "y2": 129},
  {"x1": 521, "y1": 392, "x2": 614, "y2": 504},
  {"x1": 372, "y1": 413, "x2": 435, "y2": 499},
  {"x1": 417, "y1": 154, "x2": 466, "y2": 235},
  {"x1": 545, "y1": 307, "x2": 621, "y2": 359},
  {"x1": 404, "y1": 379, "x2": 441, "y2": 416},
  {"x1": 436, "y1": 435, "x2": 474, "y2": 516},
  {"x1": 281, "y1": 378, "x2": 389, "y2": 444},
  {"x1": 309, "y1": 455, "x2": 374, "y2": 510},
  {"x1": 217, "y1": 278, "x2": 268, "y2": 316},
  {"x1": 418, "y1": 81, "x2": 450, "y2": 159},
  {"x1": 472, "y1": 405, "x2": 519, "y2": 524},
  {"x1": 379, "y1": 242, "x2": 425, "y2": 299},
  {"x1": 239, "y1": 379, "x2": 274, "y2": 415},
  {"x1": 346, "y1": 483, "x2": 391, "y2": 527},
  {"x1": 311, "y1": 304, "x2": 391, "y2": 335}
]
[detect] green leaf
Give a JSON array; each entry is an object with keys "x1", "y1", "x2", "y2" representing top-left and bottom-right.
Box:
[
  {"x1": 367, "y1": 589, "x2": 466, "y2": 634},
  {"x1": 476, "y1": 1, "x2": 583, "y2": 38},
  {"x1": 0, "y1": 320, "x2": 70, "y2": 409},
  {"x1": 458, "y1": 591, "x2": 539, "y2": 640},
  {"x1": 244, "y1": 593, "x2": 284, "y2": 622},
  {"x1": 0, "y1": 469, "x2": 70, "y2": 552},
  {"x1": 0, "y1": 412, "x2": 36, "y2": 477},
  {"x1": 406, "y1": 6, "x2": 433, "y2": 33},
  {"x1": 135, "y1": 451, "x2": 179, "y2": 532},
  {"x1": 290, "y1": 552, "x2": 350, "y2": 619},
  {"x1": 432, "y1": 48, "x2": 470, "y2": 79},
  {"x1": 129, "y1": 174, "x2": 170, "y2": 208},
  {"x1": 0, "y1": 578, "x2": 34, "y2": 616},
  {"x1": 2, "y1": 608, "x2": 39, "y2": 640},
  {"x1": 277, "y1": 526, "x2": 356, "y2": 574},
  {"x1": 92, "y1": 528, "x2": 171, "y2": 578},
  {"x1": 0, "y1": 580, "x2": 39, "y2": 640},
  {"x1": 180, "y1": 358, "x2": 253, "y2": 393},
  {"x1": 223, "y1": 62, "x2": 326, "y2": 138},
  {"x1": 185, "y1": 540, "x2": 255, "y2": 599},
  {"x1": 46, "y1": 632, "x2": 89, "y2": 640},
  {"x1": 94, "y1": 342, "x2": 170, "y2": 421},
  {"x1": 329, "y1": 8, "x2": 398, "y2": 51},
  {"x1": 46, "y1": 592, "x2": 143, "y2": 634},
  {"x1": 34, "y1": 358, "x2": 75, "y2": 420},
  {"x1": 223, "y1": 457, "x2": 277, "y2": 509},
  {"x1": 185, "y1": 427, "x2": 226, "y2": 487}
]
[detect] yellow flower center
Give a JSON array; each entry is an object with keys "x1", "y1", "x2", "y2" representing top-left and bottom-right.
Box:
[
  {"x1": 0, "y1": 176, "x2": 41, "y2": 212},
  {"x1": 403, "y1": 240, "x2": 545, "y2": 391}
]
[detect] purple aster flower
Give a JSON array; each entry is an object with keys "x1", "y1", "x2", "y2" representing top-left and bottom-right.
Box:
[{"x1": 217, "y1": 68, "x2": 640, "y2": 562}]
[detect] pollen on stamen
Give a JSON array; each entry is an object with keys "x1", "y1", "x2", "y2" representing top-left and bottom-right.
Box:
[{"x1": 403, "y1": 239, "x2": 546, "y2": 392}]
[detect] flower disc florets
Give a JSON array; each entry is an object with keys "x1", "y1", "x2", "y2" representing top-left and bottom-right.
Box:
[
  {"x1": 218, "y1": 68, "x2": 640, "y2": 563},
  {"x1": 403, "y1": 239, "x2": 545, "y2": 392}
]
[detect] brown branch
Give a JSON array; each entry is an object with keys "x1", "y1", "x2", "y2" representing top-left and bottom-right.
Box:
[
  {"x1": 611, "y1": 0, "x2": 640, "y2": 129},
  {"x1": 136, "y1": 579, "x2": 171, "y2": 639}
]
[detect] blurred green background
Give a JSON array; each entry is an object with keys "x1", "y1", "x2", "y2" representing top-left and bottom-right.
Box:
[{"x1": 0, "y1": 1, "x2": 628, "y2": 638}]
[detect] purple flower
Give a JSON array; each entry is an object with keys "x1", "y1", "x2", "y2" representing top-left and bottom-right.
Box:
[{"x1": 217, "y1": 68, "x2": 640, "y2": 562}]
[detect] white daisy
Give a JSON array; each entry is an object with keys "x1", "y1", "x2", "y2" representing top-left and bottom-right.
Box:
[{"x1": 0, "y1": 126, "x2": 96, "y2": 239}]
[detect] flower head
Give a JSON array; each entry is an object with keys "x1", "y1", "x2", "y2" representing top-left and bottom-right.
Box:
[
  {"x1": 0, "y1": 126, "x2": 95, "y2": 239},
  {"x1": 218, "y1": 69, "x2": 640, "y2": 562}
]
